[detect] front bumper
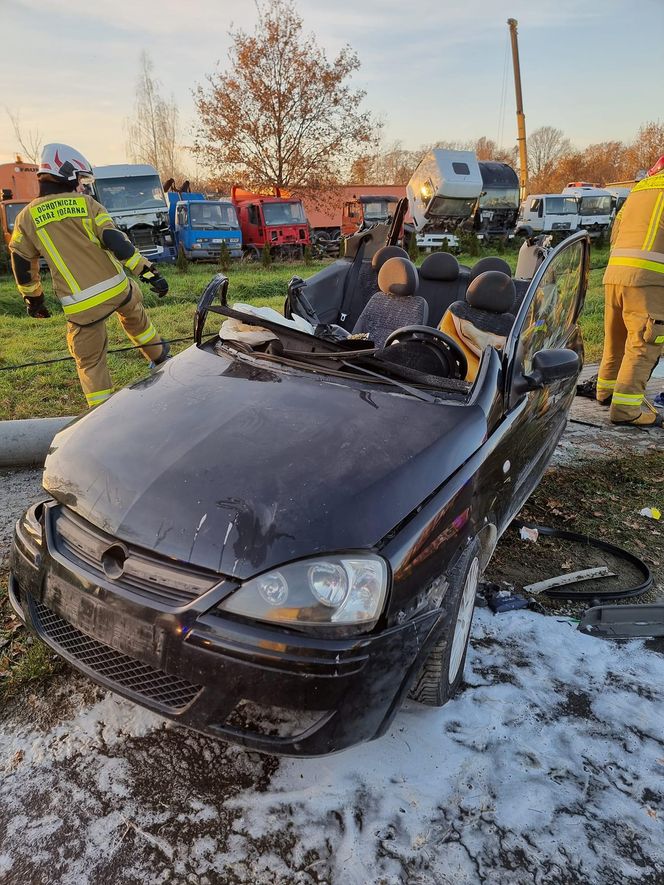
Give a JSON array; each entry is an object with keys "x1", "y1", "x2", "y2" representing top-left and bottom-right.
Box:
[{"x1": 10, "y1": 505, "x2": 439, "y2": 755}]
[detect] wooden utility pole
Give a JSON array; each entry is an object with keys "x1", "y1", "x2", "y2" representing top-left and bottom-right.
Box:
[{"x1": 507, "y1": 18, "x2": 528, "y2": 200}]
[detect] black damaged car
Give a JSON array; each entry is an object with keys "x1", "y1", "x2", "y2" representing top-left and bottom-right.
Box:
[{"x1": 10, "y1": 230, "x2": 590, "y2": 755}]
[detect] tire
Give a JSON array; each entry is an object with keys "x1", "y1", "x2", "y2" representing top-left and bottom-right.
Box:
[
  {"x1": 241, "y1": 245, "x2": 261, "y2": 263},
  {"x1": 409, "y1": 538, "x2": 482, "y2": 706}
]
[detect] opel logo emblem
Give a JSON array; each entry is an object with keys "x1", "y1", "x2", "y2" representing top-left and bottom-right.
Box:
[{"x1": 101, "y1": 543, "x2": 128, "y2": 580}]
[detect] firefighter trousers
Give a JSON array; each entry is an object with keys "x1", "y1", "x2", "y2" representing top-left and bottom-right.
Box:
[
  {"x1": 597, "y1": 283, "x2": 664, "y2": 422},
  {"x1": 66, "y1": 281, "x2": 165, "y2": 407}
]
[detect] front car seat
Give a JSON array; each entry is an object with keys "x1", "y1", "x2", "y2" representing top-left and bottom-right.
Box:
[
  {"x1": 468, "y1": 256, "x2": 513, "y2": 282},
  {"x1": 353, "y1": 257, "x2": 428, "y2": 348},
  {"x1": 417, "y1": 251, "x2": 463, "y2": 327},
  {"x1": 439, "y1": 270, "x2": 516, "y2": 382}
]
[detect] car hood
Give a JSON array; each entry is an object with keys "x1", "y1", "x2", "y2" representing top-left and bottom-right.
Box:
[{"x1": 43, "y1": 345, "x2": 487, "y2": 579}]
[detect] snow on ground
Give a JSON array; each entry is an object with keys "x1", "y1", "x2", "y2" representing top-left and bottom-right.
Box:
[{"x1": 1, "y1": 608, "x2": 663, "y2": 885}]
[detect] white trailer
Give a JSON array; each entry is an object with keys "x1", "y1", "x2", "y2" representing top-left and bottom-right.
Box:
[{"x1": 407, "y1": 149, "x2": 482, "y2": 251}]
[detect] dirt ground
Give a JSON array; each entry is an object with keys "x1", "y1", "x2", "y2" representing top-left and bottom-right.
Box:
[{"x1": 1, "y1": 404, "x2": 663, "y2": 885}]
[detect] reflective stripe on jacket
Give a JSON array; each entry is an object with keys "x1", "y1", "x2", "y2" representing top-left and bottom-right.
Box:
[
  {"x1": 9, "y1": 193, "x2": 147, "y2": 324},
  {"x1": 604, "y1": 172, "x2": 664, "y2": 288}
]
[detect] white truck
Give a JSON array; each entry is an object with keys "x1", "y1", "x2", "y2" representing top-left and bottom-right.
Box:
[
  {"x1": 92, "y1": 164, "x2": 176, "y2": 263},
  {"x1": 406, "y1": 149, "x2": 482, "y2": 251},
  {"x1": 516, "y1": 194, "x2": 579, "y2": 236},
  {"x1": 562, "y1": 184, "x2": 613, "y2": 236}
]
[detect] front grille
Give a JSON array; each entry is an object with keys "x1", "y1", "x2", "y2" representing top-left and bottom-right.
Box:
[
  {"x1": 32, "y1": 599, "x2": 201, "y2": 711},
  {"x1": 130, "y1": 225, "x2": 157, "y2": 250},
  {"x1": 52, "y1": 507, "x2": 217, "y2": 607}
]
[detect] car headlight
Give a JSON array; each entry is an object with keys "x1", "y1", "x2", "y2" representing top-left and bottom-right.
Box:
[
  {"x1": 192, "y1": 243, "x2": 202, "y2": 249},
  {"x1": 218, "y1": 554, "x2": 388, "y2": 630},
  {"x1": 16, "y1": 502, "x2": 46, "y2": 554}
]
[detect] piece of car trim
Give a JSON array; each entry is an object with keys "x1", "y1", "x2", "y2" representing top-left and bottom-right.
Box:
[
  {"x1": 578, "y1": 604, "x2": 664, "y2": 639},
  {"x1": 524, "y1": 567, "x2": 615, "y2": 595}
]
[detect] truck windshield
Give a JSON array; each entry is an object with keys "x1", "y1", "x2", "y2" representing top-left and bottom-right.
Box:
[
  {"x1": 427, "y1": 196, "x2": 477, "y2": 218},
  {"x1": 479, "y1": 188, "x2": 519, "y2": 209},
  {"x1": 189, "y1": 202, "x2": 239, "y2": 229},
  {"x1": 4, "y1": 202, "x2": 27, "y2": 230},
  {"x1": 363, "y1": 200, "x2": 396, "y2": 221},
  {"x1": 545, "y1": 197, "x2": 578, "y2": 215},
  {"x1": 262, "y1": 201, "x2": 307, "y2": 225},
  {"x1": 96, "y1": 176, "x2": 166, "y2": 212},
  {"x1": 579, "y1": 195, "x2": 612, "y2": 216}
]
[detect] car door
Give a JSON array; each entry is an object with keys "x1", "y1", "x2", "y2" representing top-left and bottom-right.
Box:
[{"x1": 501, "y1": 231, "x2": 590, "y2": 515}]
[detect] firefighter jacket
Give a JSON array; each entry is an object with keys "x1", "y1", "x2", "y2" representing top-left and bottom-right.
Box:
[
  {"x1": 603, "y1": 171, "x2": 664, "y2": 290},
  {"x1": 9, "y1": 194, "x2": 152, "y2": 324}
]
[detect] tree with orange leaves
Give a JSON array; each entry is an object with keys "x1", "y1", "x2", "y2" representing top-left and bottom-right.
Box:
[{"x1": 193, "y1": 0, "x2": 380, "y2": 191}]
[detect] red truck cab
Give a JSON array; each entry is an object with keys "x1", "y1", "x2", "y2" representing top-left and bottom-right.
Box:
[{"x1": 231, "y1": 186, "x2": 310, "y2": 259}]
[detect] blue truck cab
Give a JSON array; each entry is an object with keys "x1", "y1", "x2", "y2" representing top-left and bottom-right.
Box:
[{"x1": 168, "y1": 193, "x2": 242, "y2": 260}]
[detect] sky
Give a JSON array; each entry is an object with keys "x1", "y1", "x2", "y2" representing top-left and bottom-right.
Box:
[{"x1": 1, "y1": 0, "x2": 663, "y2": 172}]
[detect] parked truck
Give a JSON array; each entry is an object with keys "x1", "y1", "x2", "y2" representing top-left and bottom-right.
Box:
[
  {"x1": 166, "y1": 191, "x2": 242, "y2": 260},
  {"x1": 562, "y1": 183, "x2": 613, "y2": 236},
  {"x1": 474, "y1": 161, "x2": 520, "y2": 239},
  {"x1": 231, "y1": 186, "x2": 311, "y2": 259},
  {"x1": 341, "y1": 194, "x2": 400, "y2": 238},
  {"x1": 406, "y1": 149, "x2": 482, "y2": 251},
  {"x1": 92, "y1": 164, "x2": 176, "y2": 263},
  {"x1": 0, "y1": 159, "x2": 38, "y2": 245},
  {"x1": 516, "y1": 194, "x2": 580, "y2": 236}
]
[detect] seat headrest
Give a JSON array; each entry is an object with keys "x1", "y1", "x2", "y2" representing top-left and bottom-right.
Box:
[
  {"x1": 469, "y1": 256, "x2": 512, "y2": 281},
  {"x1": 419, "y1": 251, "x2": 460, "y2": 281},
  {"x1": 466, "y1": 271, "x2": 516, "y2": 313},
  {"x1": 378, "y1": 257, "x2": 419, "y2": 297},
  {"x1": 371, "y1": 245, "x2": 409, "y2": 272}
]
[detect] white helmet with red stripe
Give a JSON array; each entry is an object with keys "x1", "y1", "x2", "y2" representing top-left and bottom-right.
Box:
[{"x1": 38, "y1": 143, "x2": 94, "y2": 182}]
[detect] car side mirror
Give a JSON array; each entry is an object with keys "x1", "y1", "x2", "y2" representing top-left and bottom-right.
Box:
[{"x1": 514, "y1": 348, "x2": 580, "y2": 393}]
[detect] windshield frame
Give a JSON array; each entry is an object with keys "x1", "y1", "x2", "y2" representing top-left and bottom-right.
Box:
[
  {"x1": 189, "y1": 202, "x2": 239, "y2": 229},
  {"x1": 262, "y1": 200, "x2": 307, "y2": 226},
  {"x1": 479, "y1": 187, "x2": 520, "y2": 210},
  {"x1": 201, "y1": 302, "x2": 470, "y2": 401},
  {"x1": 544, "y1": 196, "x2": 578, "y2": 216},
  {"x1": 426, "y1": 195, "x2": 477, "y2": 218},
  {"x1": 95, "y1": 175, "x2": 167, "y2": 212},
  {"x1": 4, "y1": 202, "x2": 27, "y2": 230},
  {"x1": 578, "y1": 195, "x2": 612, "y2": 216}
]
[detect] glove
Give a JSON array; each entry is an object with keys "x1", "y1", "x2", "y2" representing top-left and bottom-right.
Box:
[
  {"x1": 139, "y1": 265, "x2": 169, "y2": 297},
  {"x1": 25, "y1": 294, "x2": 51, "y2": 318}
]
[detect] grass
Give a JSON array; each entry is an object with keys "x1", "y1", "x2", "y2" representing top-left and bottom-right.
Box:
[{"x1": 0, "y1": 244, "x2": 610, "y2": 420}]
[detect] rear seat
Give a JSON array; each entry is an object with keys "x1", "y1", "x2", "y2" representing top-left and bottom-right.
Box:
[{"x1": 417, "y1": 252, "x2": 465, "y2": 327}]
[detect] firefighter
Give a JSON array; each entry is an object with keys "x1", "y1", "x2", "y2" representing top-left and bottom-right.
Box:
[
  {"x1": 596, "y1": 156, "x2": 664, "y2": 427},
  {"x1": 9, "y1": 143, "x2": 170, "y2": 408}
]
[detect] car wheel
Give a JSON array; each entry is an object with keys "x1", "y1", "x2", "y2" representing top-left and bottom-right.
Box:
[{"x1": 409, "y1": 539, "x2": 481, "y2": 707}]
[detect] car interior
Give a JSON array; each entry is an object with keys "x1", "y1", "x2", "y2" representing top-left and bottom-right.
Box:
[{"x1": 201, "y1": 232, "x2": 536, "y2": 401}]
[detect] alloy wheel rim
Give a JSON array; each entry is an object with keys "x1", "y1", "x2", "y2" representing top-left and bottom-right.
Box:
[{"x1": 448, "y1": 556, "x2": 480, "y2": 683}]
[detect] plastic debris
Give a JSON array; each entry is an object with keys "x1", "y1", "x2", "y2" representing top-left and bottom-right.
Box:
[
  {"x1": 480, "y1": 582, "x2": 531, "y2": 614},
  {"x1": 524, "y1": 567, "x2": 615, "y2": 596},
  {"x1": 519, "y1": 526, "x2": 539, "y2": 542},
  {"x1": 639, "y1": 507, "x2": 662, "y2": 520}
]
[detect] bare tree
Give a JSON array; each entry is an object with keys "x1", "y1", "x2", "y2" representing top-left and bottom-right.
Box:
[
  {"x1": 528, "y1": 126, "x2": 572, "y2": 177},
  {"x1": 5, "y1": 109, "x2": 43, "y2": 163},
  {"x1": 626, "y1": 121, "x2": 664, "y2": 176},
  {"x1": 193, "y1": 0, "x2": 380, "y2": 190},
  {"x1": 126, "y1": 51, "x2": 180, "y2": 179}
]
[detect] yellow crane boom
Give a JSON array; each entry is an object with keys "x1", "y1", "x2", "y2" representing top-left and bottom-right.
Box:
[{"x1": 507, "y1": 18, "x2": 528, "y2": 200}]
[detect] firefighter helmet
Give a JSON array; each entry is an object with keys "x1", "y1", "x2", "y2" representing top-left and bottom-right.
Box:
[
  {"x1": 38, "y1": 143, "x2": 94, "y2": 182},
  {"x1": 647, "y1": 155, "x2": 664, "y2": 178}
]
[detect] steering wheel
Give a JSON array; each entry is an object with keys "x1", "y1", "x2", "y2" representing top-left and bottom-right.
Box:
[{"x1": 384, "y1": 325, "x2": 468, "y2": 380}]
